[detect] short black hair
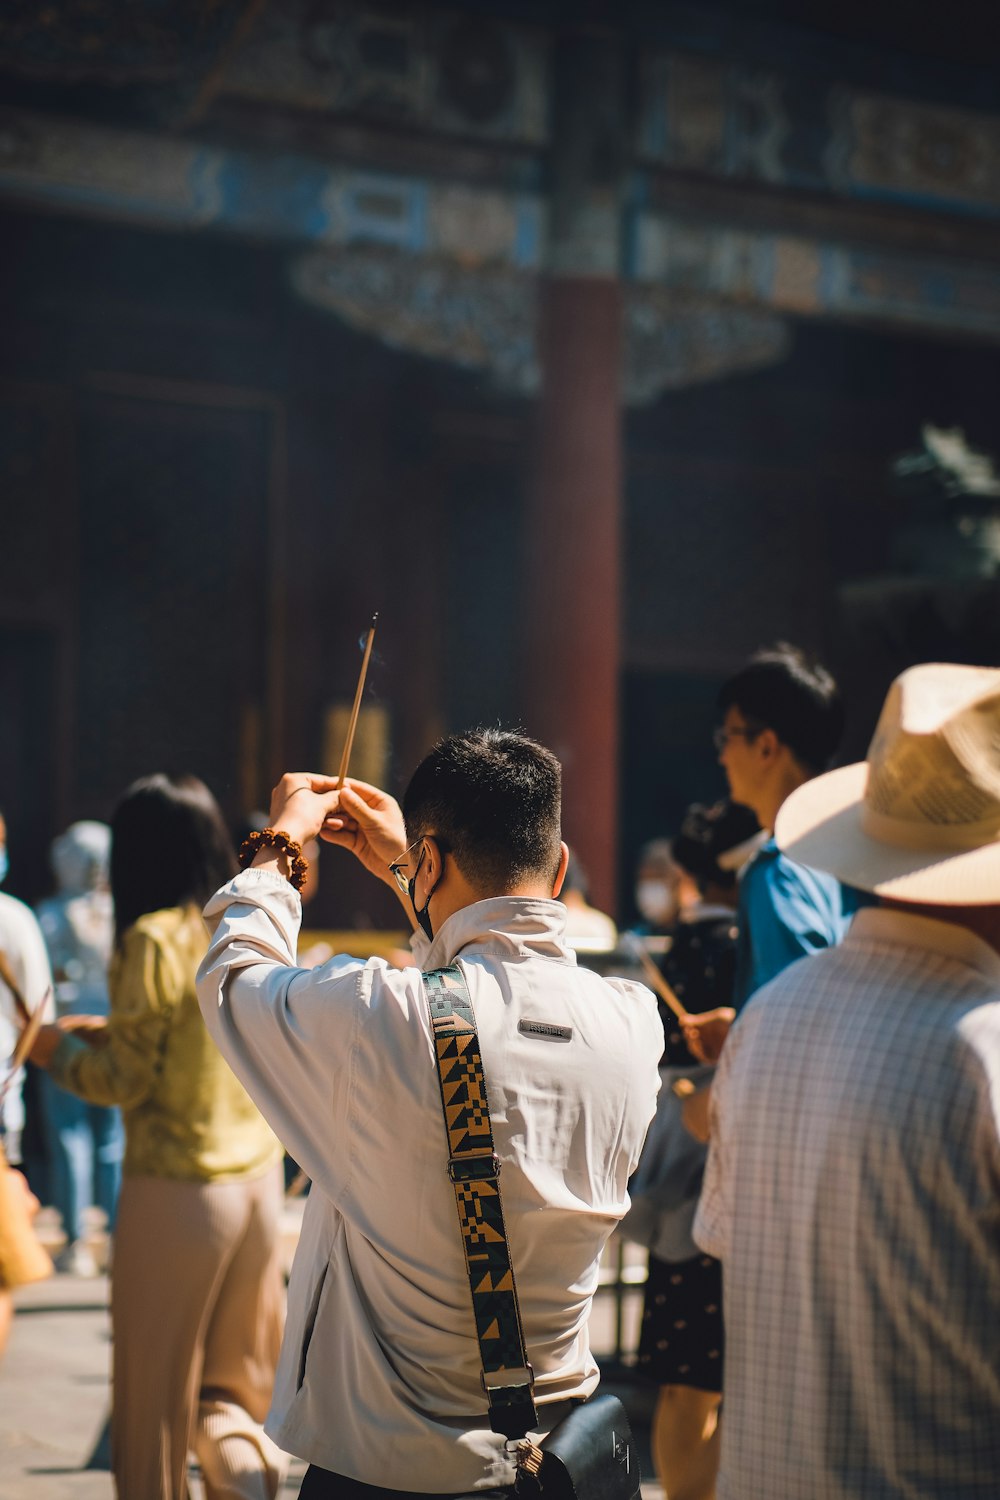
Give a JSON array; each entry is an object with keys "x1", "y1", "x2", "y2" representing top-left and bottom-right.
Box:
[
  {"x1": 719, "y1": 642, "x2": 844, "y2": 776},
  {"x1": 402, "y1": 729, "x2": 562, "y2": 894},
  {"x1": 672, "y1": 800, "x2": 760, "y2": 894},
  {"x1": 111, "y1": 773, "x2": 237, "y2": 942}
]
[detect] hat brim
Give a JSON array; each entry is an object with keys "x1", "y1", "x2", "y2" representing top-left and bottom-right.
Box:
[{"x1": 775, "y1": 762, "x2": 1000, "y2": 906}]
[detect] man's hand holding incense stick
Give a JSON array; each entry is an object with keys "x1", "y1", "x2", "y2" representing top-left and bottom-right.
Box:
[
  {"x1": 318, "y1": 780, "x2": 409, "y2": 890},
  {"x1": 256, "y1": 773, "x2": 408, "y2": 896}
]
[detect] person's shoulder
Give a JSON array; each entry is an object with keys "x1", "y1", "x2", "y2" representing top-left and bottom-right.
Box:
[
  {"x1": 742, "y1": 841, "x2": 799, "y2": 904},
  {"x1": 130, "y1": 905, "x2": 189, "y2": 938},
  {"x1": 357, "y1": 957, "x2": 433, "y2": 1030},
  {"x1": 957, "y1": 993, "x2": 1000, "y2": 1062},
  {"x1": 741, "y1": 837, "x2": 779, "y2": 874},
  {"x1": 740, "y1": 839, "x2": 786, "y2": 895},
  {"x1": 125, "y1": 906, "x2": 203, "y2": 963},
  {"x1": 758, "y1": 843, "x2": 847, "y2": 911},
  {"x1": 682, "y1": 907, "x2": 738, "y2": 943},
  {"x1": 599, "y1": 972, "x2": 664, "y2": 1037},
  {"x1": 0, "y1": 889, "x2": 45, "y2": 938},
  {"x1": 762, "y1": 844, "x2": 815, "y2": 886},
  {"x1": 0, "y1": 889, "x2": 36, "y2": 919}
]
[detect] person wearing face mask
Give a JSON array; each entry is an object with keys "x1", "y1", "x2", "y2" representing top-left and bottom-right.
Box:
[
  {"x1": 633, "y1": 839, "x2": 683, "y2": 933},
  {"x1": 0, "y1": 811, "x2": 54, "y2": 1175},
  {"x1": 36, "y1": 822, "x2": 123, "y2": 1275},
  {"x1": 195, "y1": 729, "x2": 662, "y2": 1500}
]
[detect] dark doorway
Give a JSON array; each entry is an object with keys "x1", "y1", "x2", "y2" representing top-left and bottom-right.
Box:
[{"x1": 0, "y1": 625, "x2": 59, "y2": 903}]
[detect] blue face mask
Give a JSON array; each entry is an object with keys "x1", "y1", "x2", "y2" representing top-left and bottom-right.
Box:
[{"x1": 0, "y1": 847, "x2": 8, "y2": 886}]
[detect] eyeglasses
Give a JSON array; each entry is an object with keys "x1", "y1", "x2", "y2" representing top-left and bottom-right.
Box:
[
  {"x1": 713, "y1": 724, "x2": 761, "y2": 753},
  {"x1": 388, "y1": 837, "x2": 425, "y2": 895}
]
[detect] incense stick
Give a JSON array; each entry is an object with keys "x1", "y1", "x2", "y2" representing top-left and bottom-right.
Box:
[
  {"x1": 628, "y1": 939, "x2": 688, "y2": 1023},
  {"x1": 336, "y1": 613, "x2": 378, "y2": 786}
]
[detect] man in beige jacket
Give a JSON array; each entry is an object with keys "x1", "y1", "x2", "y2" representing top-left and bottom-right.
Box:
[{"x1": 198, "y1": 729, "x2": 661, "y2": 1500}]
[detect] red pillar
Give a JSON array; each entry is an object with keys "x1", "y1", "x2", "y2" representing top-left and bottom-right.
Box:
[
  {"x1": 523, "y1": 33, "x2": 624, "y2": 915},
  {"x1": 527, "y1": 278, "x2": 622, "y2": 912}
]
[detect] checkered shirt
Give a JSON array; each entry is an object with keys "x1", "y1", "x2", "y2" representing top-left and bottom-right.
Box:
[{"x1": 695, "y1": 905, "x2": 1000, "y2": 1499}]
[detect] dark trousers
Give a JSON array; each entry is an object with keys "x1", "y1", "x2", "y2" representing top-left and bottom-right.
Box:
[{"x1": 298, "y1": 1467, "x2": 515, "y2": 1500}]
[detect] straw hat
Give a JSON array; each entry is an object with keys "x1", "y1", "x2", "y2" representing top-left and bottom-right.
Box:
[{"x1": 775, "y1": 663, "x2": 1000, "y2": 905}]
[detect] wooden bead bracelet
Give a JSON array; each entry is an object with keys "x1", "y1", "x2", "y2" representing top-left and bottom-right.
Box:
[{"x1": 238, "y1": 828, "x2": 310, "y2": 892}]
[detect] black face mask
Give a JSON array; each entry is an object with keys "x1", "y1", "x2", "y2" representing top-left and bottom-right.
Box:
[{"x1": 408, "y1": 842, "x2": 443, "y2": 943}]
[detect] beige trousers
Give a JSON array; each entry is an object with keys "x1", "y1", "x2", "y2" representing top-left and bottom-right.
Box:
[{"x1": 110, "y1": 1165, "x2": 286, "y2": 1500}]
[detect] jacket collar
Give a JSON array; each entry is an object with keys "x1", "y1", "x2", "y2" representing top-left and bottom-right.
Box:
[{"x1": 410, "y1": 896, "x2": 576, "y2": 972}]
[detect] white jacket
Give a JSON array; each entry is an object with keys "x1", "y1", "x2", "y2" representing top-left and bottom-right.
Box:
[
  {"x1": 0, "y1": 892, "x2": 53, "y2": 1158},
  {"x1": 198, "y1": 869, "x2": 660, "y2": 1491}
]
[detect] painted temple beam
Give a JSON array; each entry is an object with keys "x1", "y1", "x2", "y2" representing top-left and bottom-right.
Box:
[{"x1": 2, "y1": 106, "x2": 1000, "y2": 347}]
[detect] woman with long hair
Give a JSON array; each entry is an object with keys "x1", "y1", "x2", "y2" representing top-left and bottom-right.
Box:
[{"x1": 31, "y1": 774, "x2": 285, "y2": 1500}]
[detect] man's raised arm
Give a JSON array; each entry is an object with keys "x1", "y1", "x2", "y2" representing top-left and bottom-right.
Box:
[{"x1": 195, "y1": 771, "x2": 415, "y2": 1198}]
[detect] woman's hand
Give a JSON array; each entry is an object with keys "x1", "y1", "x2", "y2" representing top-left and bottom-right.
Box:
[
  {"x1": 57, "y1": 1015, "x2": 110, "y2": 1048},
  {"x1": 28, "y1": 1024, "x2": 65, "y2": 1070}
]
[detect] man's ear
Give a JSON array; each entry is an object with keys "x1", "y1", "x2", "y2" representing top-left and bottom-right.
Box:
[
  {"x1": 757, "y1": 727, "x2": 780, "y2": 762},
  {"x1": 551, "y1": 841, "x2": 570, "y2": 898},
  {"x1": 423, "y1": 835, "x2": 445, "y2": 886}
]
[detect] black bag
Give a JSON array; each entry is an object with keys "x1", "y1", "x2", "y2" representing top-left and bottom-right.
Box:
[
  {"x1": 422, "y1": 966, "x2": 641, "y2": 1500},
  {"x1": 513, "y1": 1392, "x2": 640, "y2": 1500}
]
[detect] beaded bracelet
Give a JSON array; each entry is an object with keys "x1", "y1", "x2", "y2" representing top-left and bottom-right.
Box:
[{"x1": 238, "y1": 827, "x2": 310, "y2": 892}]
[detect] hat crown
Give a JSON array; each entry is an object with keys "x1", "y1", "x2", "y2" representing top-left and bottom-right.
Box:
[{"x1": 865, "y1": 664, "x2": 1000, "y2": 845}]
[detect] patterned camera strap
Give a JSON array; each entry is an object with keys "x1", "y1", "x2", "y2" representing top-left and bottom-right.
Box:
[{"x1": 422, "y1": 964, "x2": 538, "y2": 1441}]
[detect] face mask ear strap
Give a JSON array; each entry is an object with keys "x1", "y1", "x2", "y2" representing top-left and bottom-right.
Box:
[{"x1": 408, "y1": 841, "x2": 445, "y2": 942}]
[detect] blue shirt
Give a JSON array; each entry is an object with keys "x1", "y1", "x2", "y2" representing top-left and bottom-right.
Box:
[{"x1": 733, "y1": 838, "x2": 869, "y2": 1011}]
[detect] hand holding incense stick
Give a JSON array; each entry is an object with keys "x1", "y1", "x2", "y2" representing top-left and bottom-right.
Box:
[
  {"x1": 288, "y1": 616, "x2": 376, "y2": 1212},
  {"x1": 620, "y1": 932, "x2": 687, "y2": 1022},
  {"x1": 336, "y1": 614, "x2": 378, "y2": 787}
]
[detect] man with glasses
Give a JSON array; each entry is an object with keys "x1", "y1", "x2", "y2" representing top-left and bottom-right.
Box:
[
  {"x1": 197, "y1": 729, "x2": 662, "y2": 1500},
  {"x1": 694, "y1": 663, "x2": 1000, "y2": 1499},
  {"x1": 685, "y1": 643, "x2": 866, "y2": 1065}
]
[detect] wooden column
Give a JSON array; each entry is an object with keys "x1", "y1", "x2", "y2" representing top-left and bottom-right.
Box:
[{"x1": 524, "y1": 30, "x2": 624, "y2": 914}]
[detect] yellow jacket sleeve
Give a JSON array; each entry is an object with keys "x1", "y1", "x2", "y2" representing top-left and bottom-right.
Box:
[{"x1": 49, "y1": 925, "x2": 177, "y2": 1109}]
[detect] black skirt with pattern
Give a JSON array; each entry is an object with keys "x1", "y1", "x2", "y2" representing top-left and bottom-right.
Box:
[{"x1": 636, "y1": 1249, "x2": 724, "y2": 1392}]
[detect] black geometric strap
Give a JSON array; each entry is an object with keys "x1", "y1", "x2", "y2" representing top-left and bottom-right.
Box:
[{"x1": 423, "y1": 964, "x2": 537, "y2": 1440}]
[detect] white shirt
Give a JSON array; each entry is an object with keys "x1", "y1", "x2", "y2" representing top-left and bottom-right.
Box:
[
  {"x1": 198, "y1": 869, "x2": 661, "y2": 1491},
  {"x1": 0, "y1": 892, "x2": 53, "y2": 1156},
  {"x1": 695, "y1": 905, "x2": 1000, "y2": 1500}
]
